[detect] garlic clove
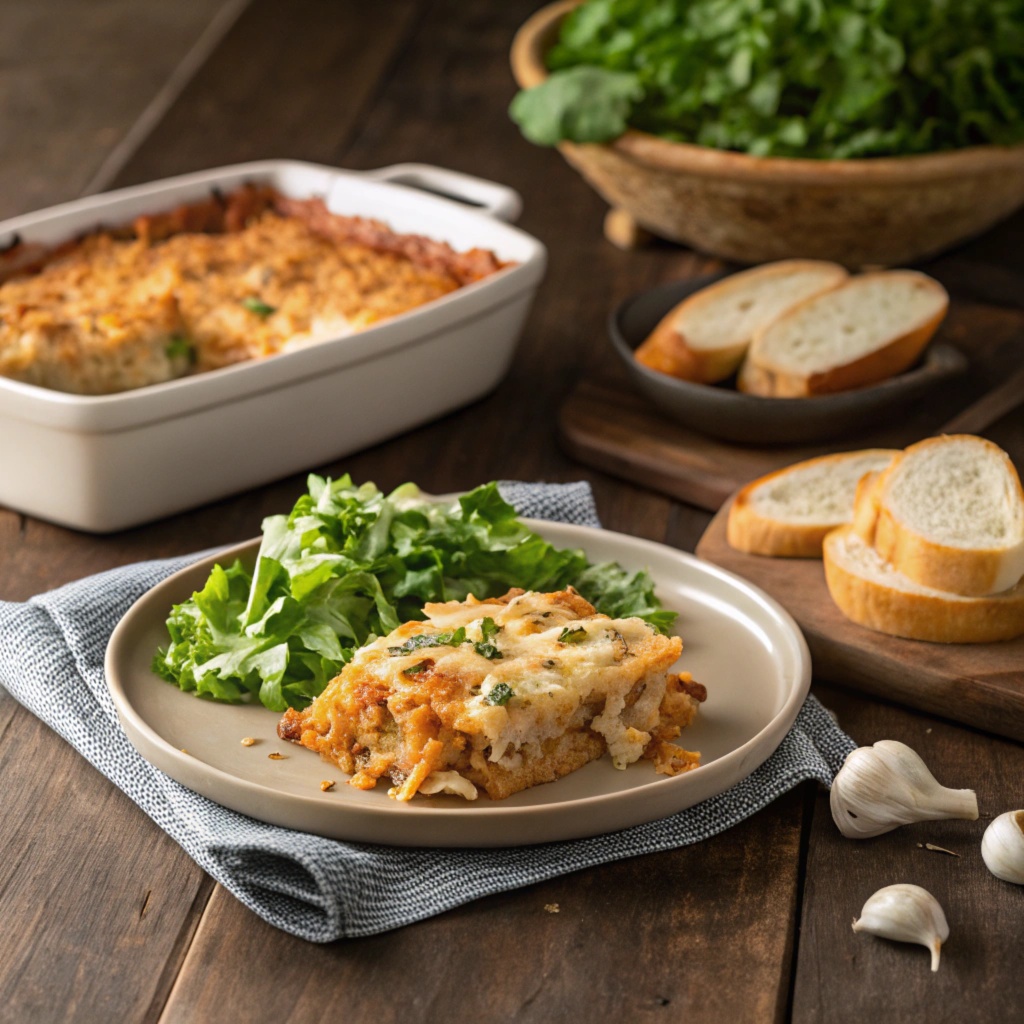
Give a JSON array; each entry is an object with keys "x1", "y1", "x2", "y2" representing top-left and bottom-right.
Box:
[
  {"x1": 830, "y1": 739, "x2": 978, "y2": 839},
  {"x1": 852, "y1": 884, "x2": 949, "y2": 972},
  {"x1": 981, "y1": 810, "x2": 1024, "y2": 885}
]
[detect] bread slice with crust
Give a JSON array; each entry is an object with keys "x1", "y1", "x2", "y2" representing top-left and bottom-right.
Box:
[
  {"x1": 738, "y1": 271, "x2": 948, "y2": 397},
  {"x1": 727, "y1": 449, "x2": 898, "y2": 557},
  {"x1": 867, "y1": 435, "x2": 1024, "y2": 597},
  {"x1": 824, "y1": 526, "x2": 1024, "y2": 643},
  {"x1": 851, "y1": 468, "x2": 886, "y2": 545},
  {"x1": 634, "y1": 260, "x2": 847, "y2": 384}
]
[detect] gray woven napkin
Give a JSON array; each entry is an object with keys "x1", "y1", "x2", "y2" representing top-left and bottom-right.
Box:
[{"x1": 0, "y1": 482, "x2": 854, "y2": 943}]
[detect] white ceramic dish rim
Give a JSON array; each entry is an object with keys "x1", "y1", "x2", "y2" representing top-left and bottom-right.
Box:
[
  {"x1": 0, "y1": 160, "x2": 547, "y2": 431},
  {"x1": 105, "y1": 519, "x2": 813, "y2": 830}
]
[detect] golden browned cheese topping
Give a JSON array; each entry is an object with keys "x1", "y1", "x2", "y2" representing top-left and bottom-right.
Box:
[
  {"x1": 277, "y1": 588, "x2": 705, "y2": 802},
  {"x1": 0, "y1": 187, "x2": 506, "y2": 394},
  {"x1": 160, "y1": 212, "x2": 461, "y2": 370}
]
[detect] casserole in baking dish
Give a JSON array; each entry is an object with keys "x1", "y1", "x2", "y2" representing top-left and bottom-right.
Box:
[
  {"x1": 0, "y1": 184, "x2": 510, "y2": 394},
  {"x1": 0, "y1": 161, "x2": 546, "y2": 531}
]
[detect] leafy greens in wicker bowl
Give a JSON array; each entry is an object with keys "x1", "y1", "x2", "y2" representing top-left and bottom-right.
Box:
[
  {"x1": 508, "y1": 0, "x2": 1024, "y2": 265},
  {"x1": 511, "y1": 0, "x2": 1024, "y2": 158}
]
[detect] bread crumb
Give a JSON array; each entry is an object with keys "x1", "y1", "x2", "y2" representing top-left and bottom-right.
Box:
[
  {"x1": 544, "y1": 903, "x2": 560, "y2": 914},
  {"x1": 268, "y1": 752, "x2": 287, "y2": 760},
  {"x1": 241, "y1": 737, "x2": 257, "y2": 747},
  {"x1": 320, "y1": 780, "x2": 336, "y2": 791}
]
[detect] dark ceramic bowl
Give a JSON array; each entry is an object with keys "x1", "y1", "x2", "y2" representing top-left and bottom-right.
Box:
[{"x1": 610, "y1": 274, "x2": 968, "y2": 445}]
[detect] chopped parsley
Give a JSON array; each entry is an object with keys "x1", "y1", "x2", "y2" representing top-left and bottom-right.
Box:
[
  {"x1": 389, "y1": 627, "x2": 466, "y2": 656},
  {"x1": 165, "y1": 335, "x2": 194, "y2": 362},
  {"x1": 484, "y1": 682, "x2": 514, "y2": 706},
  {"x1": 558, "y1": 626, "x2": 588, "y2": 644},
  {"x1": 472, "y1": 617, "x2": 503, "y2": 660},
  {"x1": 390, "y1": 622, "x2": 503, "y2": 659},
  {"x1": 242, "y1": 297, "x2": 276, "y2": 317}
]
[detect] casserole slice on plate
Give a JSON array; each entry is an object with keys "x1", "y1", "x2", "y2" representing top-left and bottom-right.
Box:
[{"x1": 278, "y1": 587, "x2": 706, "y2": 801}]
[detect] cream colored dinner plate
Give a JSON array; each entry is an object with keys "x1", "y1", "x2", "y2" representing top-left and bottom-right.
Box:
[{"x1": 105, "y1": 520, "x2": 811, "y2": 847}]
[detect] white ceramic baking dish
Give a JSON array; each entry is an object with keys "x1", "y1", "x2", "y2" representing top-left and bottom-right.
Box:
[{"x1": 0, "y1": 161, "x2": 546, "y2": 532}]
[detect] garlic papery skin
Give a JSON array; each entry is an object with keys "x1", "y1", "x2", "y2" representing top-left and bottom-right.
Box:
[
  {"x1": 852, "y1": 884, "x2": 949, "y2": 972},
  {"x1": 982, "y1": 810, "x2": 1024, "y2": 885},
  {"x1": 830, "y1": 739, "x2": 979, "y2": 839}
]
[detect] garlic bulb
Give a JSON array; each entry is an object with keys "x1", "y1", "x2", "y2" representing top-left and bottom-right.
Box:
[
  {"x1": 981, "y1": 810, "x2": 1024, "y2": 885},
  {"x1": 830, "y1": 740, "x2": 978, "y2": 839},
  {"x1": 852, "y1": 884, "x2": 949, "y2": 972}
]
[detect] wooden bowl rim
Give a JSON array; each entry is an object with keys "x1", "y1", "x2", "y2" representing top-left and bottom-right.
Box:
[{"x1": 510, "y1": 0, "x2": 1024, "y2": 184}]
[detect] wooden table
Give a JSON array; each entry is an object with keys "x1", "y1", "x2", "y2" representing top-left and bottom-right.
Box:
[{"x1": 2, "y1": 3, "x2": 1022, "y2": 1021}]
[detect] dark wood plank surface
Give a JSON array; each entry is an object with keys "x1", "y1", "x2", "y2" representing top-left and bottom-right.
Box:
[
  {"x1": 794, "y1": 685, "x2": 1024, "y2": 1023},
  {"x1": 0, "y1": 0, "x2": 239, "y2": 219},
  {"x1": 110, "y1": 0, "x2": 422, "y2": 185},
  {"x1": 160, "y1": 790, "x2": 807, "y2": 1024},
  {"x1": 696, "y1": 503, "x2": 1024, "y2": 741},
  {"x1": 0, "y1": 704, "x2": 215, "y2": 1024},
  {"x1": 1, "y1": 2, "x2": 1022, "y2": 1022}
]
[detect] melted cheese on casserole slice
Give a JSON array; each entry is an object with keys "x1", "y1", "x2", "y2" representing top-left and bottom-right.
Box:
[{"x1": 277, "y1": 587, "x2": 704, "y2": 801}]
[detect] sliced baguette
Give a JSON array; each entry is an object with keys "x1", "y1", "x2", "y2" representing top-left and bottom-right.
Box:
[
  {"x1": 728, "y1": 449, "x2": 898, "y2": 557},
  {"x1": 824, "y1": 526, "x2": 1024, "y2": 643},
  {"x1": 738, "y1": 271, "x2": 948, "y2": 397},
  {"x1": 868, "y1": 435, "x2": 1024, "y2": 597},
  {"x1": 634, "y1": 260, "x2": 847, "y2": 384},
  {"x1": 851, "y1": 468, "x2": 886, "y2": 546}
]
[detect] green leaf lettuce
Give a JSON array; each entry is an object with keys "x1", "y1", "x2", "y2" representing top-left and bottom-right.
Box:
[{"x1": 509, "y1": 0, "x2": 1024, "y2": 158}]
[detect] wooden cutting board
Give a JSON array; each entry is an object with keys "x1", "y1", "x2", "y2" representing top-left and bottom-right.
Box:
[
  {"x1": 696, "y1": 502, "x2": 1024, "y2": 742},
  {"x1": 562, "y1": 297, "x2": 1024, "y2": 511}
]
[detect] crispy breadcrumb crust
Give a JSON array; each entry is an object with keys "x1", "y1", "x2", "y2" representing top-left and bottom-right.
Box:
[{"x1": 0, "y1": 185, "x2": 508, "y2": 394}]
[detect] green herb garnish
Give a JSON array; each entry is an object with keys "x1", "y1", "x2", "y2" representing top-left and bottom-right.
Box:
[
  {"x1": 510, "y1": 0, "x2": 1024, "y2": 159},
  {"x1": 242, "y1": 297, "x2": 276, "y2": 317},
  {"x1": 153, "y1": 477, "x2": 675, "y2": 711},
  {"x1": 472, "y1": 617, "x2": 503, "y2": 660},
  {"x1": 165, "y1": 335, "x2": 194, "y2": 362},
  {"x1": 558, "y1": 626, "x2": 588, "y2": 644},
  {"x1": 403, "y1": 662, "x2": 430, "y2": 676},
  {"x1": 484, "y1": 682, "x2": 514, "y2": 706},
  {"x1": 389, "y1": 627, "x2": 466, "y2": 656}
]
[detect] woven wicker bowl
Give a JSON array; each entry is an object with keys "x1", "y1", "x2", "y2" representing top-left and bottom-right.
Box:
[{"x1": 511, "y1": 0, "x2": 1024, "y2": 266}]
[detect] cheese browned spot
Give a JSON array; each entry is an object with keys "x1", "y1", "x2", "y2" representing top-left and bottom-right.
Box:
[{"x1": 277, "y1": 588, "x2": 704, "y2": 801}]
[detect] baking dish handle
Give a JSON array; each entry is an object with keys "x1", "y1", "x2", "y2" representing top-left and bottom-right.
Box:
[{"x1": 359, "y1": 163, "x2": 523, "y2": 223}]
